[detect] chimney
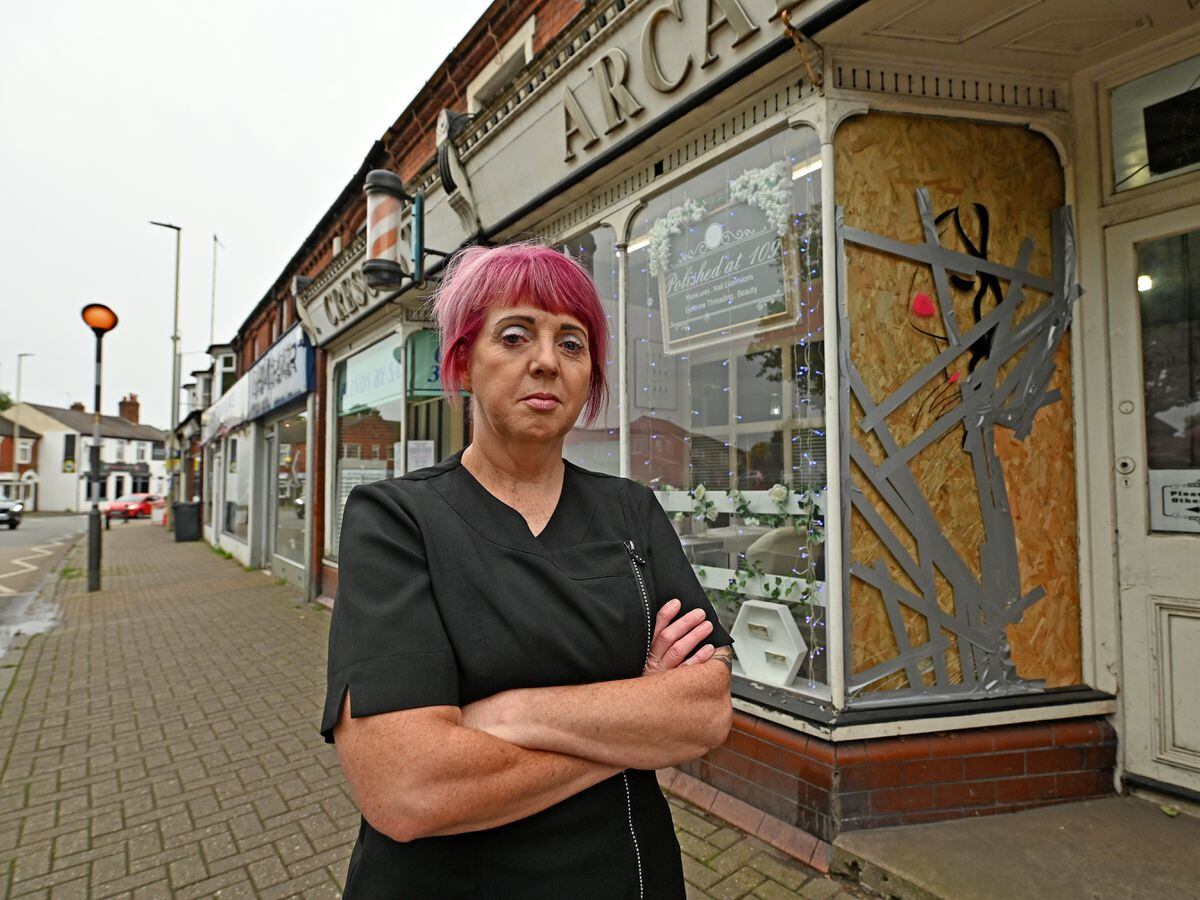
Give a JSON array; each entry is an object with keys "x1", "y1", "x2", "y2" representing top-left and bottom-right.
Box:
[
  {"x1": 70, "y1": 401, "x2": 85, "y2": 412},
  {"x1": 118, "y1": 393, "x2": 140, "y2": 424}
]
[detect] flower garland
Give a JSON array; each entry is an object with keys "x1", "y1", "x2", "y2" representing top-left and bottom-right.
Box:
[
  {"x1": 647, "y1": 198, "x2": 706, "y2": 276},
  {"x1": 729, "y1": 161, "x2": 792, "y2": 237}
]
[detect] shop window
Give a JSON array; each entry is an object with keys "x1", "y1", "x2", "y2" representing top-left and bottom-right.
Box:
[
  {"x1": 223, "y1": 431, "x2": 250, "y2": 541},
  {"x1": 626, "y1": 126, "x2": 828, "y2": 699},
  {"x1": 560, "y1": 227, "x2": 620, "y2": 475},
  {"x1": 204, "y1": 445, "x2": 215, "y2": 528},
  {"x1": 274, "y1": 411, "x2": 307, "y2": 566},
  {"x1": 1111, "y1": 54, "x2": 1200, "y2": 192},
  {"x1": 132, "y1": 475, "x2": 149, "y2": 494},
  {"x1": 332, "y1": 332, "x2": 405, "y2": 558},
  {"x1": 1138, "y1": 227, "x2": 1200, "y2": 531}
]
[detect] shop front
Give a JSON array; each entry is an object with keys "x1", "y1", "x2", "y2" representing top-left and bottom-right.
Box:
[
  {"x1": 297, "y1": 235, "x2": 465, "y2": 599},
  {"x1": 200, "y1": 369, "x2": 252, "y2": 563},
  {"x1": 341, "y1": 0, "x2": 1200, "y2": 845},
  {"x1": 247, "y1": 324, "x2": 315, "y2": 590}
]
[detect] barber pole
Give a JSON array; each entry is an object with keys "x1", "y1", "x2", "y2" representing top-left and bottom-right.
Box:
[{"x1": 363, "y1": 170, "x2": 409, "y2": 289}]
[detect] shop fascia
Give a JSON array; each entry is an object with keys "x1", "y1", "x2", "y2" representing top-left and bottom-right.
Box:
[
  {"x1": 247, "y1": 324, "x2": 314, "y2": 420},
  {"x1": 201, "y1": 325, "x2": 314, "y2": 444},
  {"x1": 355, "y1": 0, "x2": 816, "y2": 297}
]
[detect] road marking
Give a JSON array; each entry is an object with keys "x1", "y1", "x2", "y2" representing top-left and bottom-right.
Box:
[{"x1": 0, "y1": 534, "x2": 80, "y2": 595}]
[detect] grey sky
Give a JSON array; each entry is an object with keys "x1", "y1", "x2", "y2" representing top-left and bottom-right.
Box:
[{"x1": 1, "y1": 0, "x2": 492, "y2": 429}]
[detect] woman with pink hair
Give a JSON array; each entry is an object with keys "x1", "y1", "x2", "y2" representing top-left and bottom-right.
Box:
[{"x1": 322, "y1": 243, "x2": 734, "y2": 898}]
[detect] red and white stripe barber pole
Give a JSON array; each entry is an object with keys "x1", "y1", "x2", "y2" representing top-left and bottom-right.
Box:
[{"x1": 363, "y1": 170, "x2": 408, "y2": 289}]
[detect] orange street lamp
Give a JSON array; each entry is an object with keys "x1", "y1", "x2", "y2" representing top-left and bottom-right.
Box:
[{"x1": 80, "y1": 303, "x2": 118, "y2": 592}]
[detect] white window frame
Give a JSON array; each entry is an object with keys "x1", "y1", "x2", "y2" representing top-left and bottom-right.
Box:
[{"x1": 16, "y1": 439, "x2": 33, "y2": 465}]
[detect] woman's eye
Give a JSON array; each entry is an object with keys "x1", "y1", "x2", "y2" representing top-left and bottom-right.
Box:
[
  {"x1": 561, "y1": 337, "x2": 586, "y2": 353},
  {"x1": 499, "y1": 327, "x2": 528, "y2": 345}
]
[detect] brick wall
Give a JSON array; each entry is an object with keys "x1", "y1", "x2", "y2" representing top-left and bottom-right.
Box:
[{"x1": 680, "y1": 711, "x2": 1117, "y2": 842}]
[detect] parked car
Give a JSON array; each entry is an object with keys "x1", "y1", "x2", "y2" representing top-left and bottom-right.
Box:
[
  {"x1": 0, "y1": 500, "x2": 23, "y2": 530},
  {"x1": 105, "y1": 493, "x2": 159, "y2": 521}
]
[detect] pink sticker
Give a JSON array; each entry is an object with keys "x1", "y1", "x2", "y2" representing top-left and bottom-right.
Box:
[
  {"x1": 948, "y1": 372, "x2": 960, "y2": 384},
  {"x1": 911, "y1": 293, "x2": 936, "y2": 317}
]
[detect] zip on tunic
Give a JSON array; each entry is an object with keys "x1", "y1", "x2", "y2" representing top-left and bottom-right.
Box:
[{"x1": 622, "y1": 539, "x2": 650, "y2": 900}]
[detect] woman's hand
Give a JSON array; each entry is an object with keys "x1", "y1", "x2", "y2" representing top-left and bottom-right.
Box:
[{"x1": 643, "y1": 598, "x2": 716, "y2": 675}]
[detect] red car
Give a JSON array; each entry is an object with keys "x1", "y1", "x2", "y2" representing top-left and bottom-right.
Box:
[{"x1": 105, "y1": 493, "x2": 160, "y2": 521}]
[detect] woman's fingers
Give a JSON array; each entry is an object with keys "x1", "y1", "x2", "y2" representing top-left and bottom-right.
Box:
[
  {"x1": 648, "y1": 605, "x2": 706, "y2": 662},
  {"x1": 657, "y1": 620, "x2": 713, "y2": 669},
  {"x1": 680, "y1": 644, "x2": 716, "y2": 667}
]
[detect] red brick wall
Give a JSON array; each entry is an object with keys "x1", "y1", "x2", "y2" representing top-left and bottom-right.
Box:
[{"x1": 681, "y1": 712, "x2": 1117, "y2": 841}]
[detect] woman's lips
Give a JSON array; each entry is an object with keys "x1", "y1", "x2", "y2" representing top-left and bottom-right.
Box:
[{"x1": 522, "y1": 396, "x2": 560, "y2": 410}]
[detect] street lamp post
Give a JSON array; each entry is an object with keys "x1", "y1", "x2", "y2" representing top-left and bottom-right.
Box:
[
  {"x1": 11, "y1": 353, "x2": 33, "y2": 505},
  {"x1": 151, "y1": 220, "x2": 182, "y2": 518},
  {"x1": 81, "y1": 304, "x2": 118, "y2": 593}
]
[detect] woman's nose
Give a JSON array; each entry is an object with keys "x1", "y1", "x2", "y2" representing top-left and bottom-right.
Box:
[{"x1": 529, "y1": 337, "x2": 559, "y2": 375}]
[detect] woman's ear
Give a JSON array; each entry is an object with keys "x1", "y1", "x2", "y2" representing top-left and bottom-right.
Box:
[{"x1": 459, "y1": 357, "x2": 472, "y2": 394}]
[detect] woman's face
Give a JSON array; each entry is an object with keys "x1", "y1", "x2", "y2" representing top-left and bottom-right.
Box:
[{"x1": 461, "y1": 303, "x2": 592, "y2": 445}]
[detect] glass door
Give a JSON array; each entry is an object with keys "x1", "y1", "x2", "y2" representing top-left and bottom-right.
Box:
[
  {"x1": 1106, "y1": 207, "x2": 1200, "y2": 795},
  {"x1": 271, "y1": 410, "x2": 308, "y2": 587}
]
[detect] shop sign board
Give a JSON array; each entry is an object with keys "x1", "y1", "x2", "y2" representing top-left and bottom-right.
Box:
[
  {"x1": 247, "y1": 325, "x2": 313, "y2": 420},
  {"x1": 659, "y1": 203, "x2": 789, "y2": 351},
  {"x1": 339, "y1": 332, "x2": 405, "y2": 415},
  {"x1": 201, "y1": 375, "x2": 249, "y2": 444},
  {"x1": 298, "y1": 236, "x2": 390, "y2": 346},
  {"x1": 458, "y1": 0, "x2": 801, "y2": 239},
  {"x1": 406, "y1": 330, "x2": 444, "y2": 398}
]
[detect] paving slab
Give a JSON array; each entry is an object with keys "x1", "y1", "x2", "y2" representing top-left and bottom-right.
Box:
[{"x1": 833, "y1": 796, "x2": 1200, "y2": 900}]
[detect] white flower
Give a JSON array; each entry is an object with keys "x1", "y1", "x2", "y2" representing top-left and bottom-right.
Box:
[
  {"x1": 768, "y1": 483, "x2": 789, "y2": 505},
  {"x1": 692, "y1": 484, "x2": 706, "y2": 500},
  {"x1": 727, "y1": 488, "x2": 742, "y2": 503},
  {"x1": 729, "y1": 161, "x2": 792, "y2": 237},
  {"x1": 647, "y1": 199, "x2": 706, "y2": 276},
  {"x1": 705, "y1": 507, "x2": 719, "y2": 522},
  {"x1": 744, "y1": 516, "x2": 760, "y2": 527}
]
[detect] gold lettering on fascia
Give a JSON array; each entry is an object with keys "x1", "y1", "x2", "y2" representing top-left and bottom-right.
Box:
[
  {"x1": 642, "y1": 0, "x2": 691, "y2": 94},
  {"x1": 589, "y1": 48, "x2": 644, "y2": 134},
  {"x1": 564, "y1": 0, "x2": 773, "y2": 159},
  {"x1": 563, "y1": 84, "x2": 601, "y2": 162},
  {"x1": 322, "y1": 269, "x2": 370, "y2": 327},
  {"x1": 703, "y1": 0, "x2": 760, "y2": 69}
]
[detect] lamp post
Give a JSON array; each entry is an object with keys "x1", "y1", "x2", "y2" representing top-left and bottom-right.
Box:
[
  {"x1": 11, "y1": 353, "x2": 33, "y2": 505},
  {"x1": 81, "y1": 304, "x2": 118, "y2": 593},
  {"x1": 151, "y1": 220, "x2": 182, "y2": 515}
]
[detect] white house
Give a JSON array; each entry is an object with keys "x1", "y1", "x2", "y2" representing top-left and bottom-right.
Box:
[{"x1": 0, "y1": 396, "x2": 169, "y2": 512}]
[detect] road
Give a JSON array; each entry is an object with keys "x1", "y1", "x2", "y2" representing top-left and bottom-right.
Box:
[{"x1": 0, "y1": 513, "x2": 86, "y2": 658}]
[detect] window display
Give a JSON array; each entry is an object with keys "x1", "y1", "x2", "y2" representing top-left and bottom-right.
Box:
[
  {"x1": 626, "y1": 127, "x2": 829, "y2": 698},
  {"x1": 332, "y1": 333, "x2": 404, "y2": 557}
]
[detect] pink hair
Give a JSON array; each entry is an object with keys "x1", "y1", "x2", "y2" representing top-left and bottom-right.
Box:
[{"x1": 432, "y1": 243, "x2": 610, "y2": 426}]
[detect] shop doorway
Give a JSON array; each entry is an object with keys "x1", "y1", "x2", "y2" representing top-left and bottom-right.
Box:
[
  {"x1": 1106, "y1": 206, "x2": 1200, "y2": 795},
  {"x1": 268, "y1": 410, "x2": 308, "y2": 588}
]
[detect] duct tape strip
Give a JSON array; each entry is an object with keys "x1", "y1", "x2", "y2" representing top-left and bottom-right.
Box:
[{"x1": 835, "y1": 190, "x2": 1083, "y2": 704}]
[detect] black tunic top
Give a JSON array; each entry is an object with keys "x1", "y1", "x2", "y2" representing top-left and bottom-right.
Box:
[{"x1": 320, "y1": 447, "x2": 734, "y2": 899}]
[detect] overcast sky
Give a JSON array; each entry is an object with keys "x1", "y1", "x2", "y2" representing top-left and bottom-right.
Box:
[{"x1": 1, "y1": 0, "x2": 493, "y2": 429}]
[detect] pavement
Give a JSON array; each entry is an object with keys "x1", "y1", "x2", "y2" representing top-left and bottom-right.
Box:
[
  {"x1": 832, "y1": 795, "x2": 1200, "y2": 900},
  {"x1": 0, "y1": 520, "x2": 861, "y2": 898}
]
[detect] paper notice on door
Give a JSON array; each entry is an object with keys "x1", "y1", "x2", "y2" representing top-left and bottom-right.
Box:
[
  {"x1": 1149, "y1": 470, "x2": 1200, "y2": 534},
  {"x1": 407, "y1": 440, "x2": 436, "y2": 472}
]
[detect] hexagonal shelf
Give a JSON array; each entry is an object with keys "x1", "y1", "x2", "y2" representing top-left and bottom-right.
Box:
[{"x1": 730, "y1": 599, "x2": 808, "y2": 687}]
